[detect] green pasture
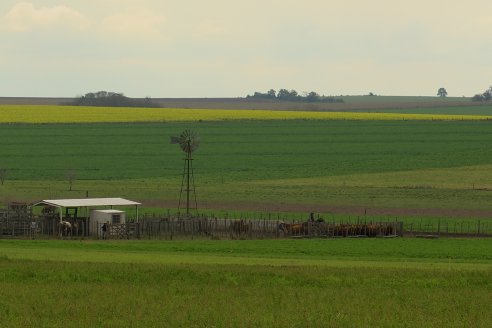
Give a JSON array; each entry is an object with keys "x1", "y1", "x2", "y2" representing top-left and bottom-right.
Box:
[
  {"x1": 2, "y1": 238, "x2": 492, "y2": 264},
  {"x1": 0, "y1": 239, "x2": 491, "y2": 327},
  {"x1": 1, "y1": 120, "x2": 492, "y2": 214}
]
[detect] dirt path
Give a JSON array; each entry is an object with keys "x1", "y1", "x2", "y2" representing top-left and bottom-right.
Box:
[{"x1": 142, "y1": 199, "x2": 492, "y2": 218}]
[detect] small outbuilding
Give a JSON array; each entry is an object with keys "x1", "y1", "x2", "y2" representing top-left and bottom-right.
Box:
[
  {"x1": 90, "y1": 209, "x2": 126, "y2": 238},
  {"x1": 32, "y1": 197, "x2": 141, "y2": 237}
]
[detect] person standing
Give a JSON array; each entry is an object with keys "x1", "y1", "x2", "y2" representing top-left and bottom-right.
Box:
[{"x1": 101, "y1": 222, "x2": 107, "y2": 239}]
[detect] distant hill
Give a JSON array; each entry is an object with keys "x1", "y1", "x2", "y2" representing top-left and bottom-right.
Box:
[
  {"x1": 0, "y1": 95, "x2": 481, "y2": 112},
  {"x1": 0, "y1": 97, "x2": 73, "y2": 105}
]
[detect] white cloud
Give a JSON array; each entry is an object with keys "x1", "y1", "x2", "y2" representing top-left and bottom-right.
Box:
[
  {"x1": 101, "y1": 10, "x2": 167, "y2": 41},
  {"x1": 1, "y1": 0, "x2": 492, "y2": 97},
  {"x1": 2, "y1": 2, "x2": 89, "y2": 32}
]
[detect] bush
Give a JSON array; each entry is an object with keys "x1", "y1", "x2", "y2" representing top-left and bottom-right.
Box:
[
  {"x1": 67, "y1": 91, "x2": 160, "y2": 108},
  {"x1": 471, "y1": 87, "x2": 492, "y2": 102},
  {"x1": 247, "y1": 89, "x2": 344, "y2": 103}
]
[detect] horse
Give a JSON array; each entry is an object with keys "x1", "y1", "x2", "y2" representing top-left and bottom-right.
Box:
[{"x1": 58, "y1": 221, "x2": 72, "y2": 238}]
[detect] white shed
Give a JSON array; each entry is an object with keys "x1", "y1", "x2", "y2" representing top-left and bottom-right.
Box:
[
  {"x1": 31, "y1": 198, "x2": 141, "y2": 238},
  {"x1": 90, "y1": 209, "x2": 125, "y2": 237}
]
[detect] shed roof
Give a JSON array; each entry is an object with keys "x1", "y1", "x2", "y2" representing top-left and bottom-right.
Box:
[
  {"x1": 32, "y1": 198, "x2": 141, "y2": 208},
  {"x1": 92, "y1": 209, "x2": 125, "y2": 214}
]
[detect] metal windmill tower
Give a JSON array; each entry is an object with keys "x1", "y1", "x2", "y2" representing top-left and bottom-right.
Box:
[{"x1": 170, "y1": 130, "x2": 200, "y2": 216}]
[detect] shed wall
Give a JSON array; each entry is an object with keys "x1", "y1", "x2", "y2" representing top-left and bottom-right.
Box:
[{"x1": 90, "y1": 210, "x2": 126, "y2": 236}]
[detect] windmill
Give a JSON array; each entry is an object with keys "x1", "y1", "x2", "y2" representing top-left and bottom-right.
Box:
[{"x1": 170, "y1": 130, "x2": 200, "y2": 216}]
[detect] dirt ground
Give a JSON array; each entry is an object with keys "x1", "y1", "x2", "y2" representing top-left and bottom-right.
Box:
[{"x1": 142, "y1": 199, "x2": 492, "y2": 218}]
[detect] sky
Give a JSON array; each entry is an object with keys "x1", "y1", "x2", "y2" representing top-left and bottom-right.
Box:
[{"x1": 0, "y1": 0, "x2": 491, "y2": 98}]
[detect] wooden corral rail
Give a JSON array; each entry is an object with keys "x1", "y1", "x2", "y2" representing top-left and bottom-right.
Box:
[
  {"x1": 0, "y1": 204, "x2": 32, "y2": 237},
  {"x1": 278, "y1": 221, "x2": 403, "y2": 238},
  {"x1": 96, "y1": 218, "x2": 404, "y2": 240},
  {"x1": 107, "y1": 223, "x2": 139, "y2": 239},
  {"x1": 0, "y1": 217, "x2": 90, "y2": 239},
  {"x1": 129, "y1": 218, "x2": 282, "y2": 240},
  {"x1": 7, "y1": 203, "x2": 31, "y2": 220},
  {"x1": 0, "y1": 220, "x2": 31, "y2": 237}
]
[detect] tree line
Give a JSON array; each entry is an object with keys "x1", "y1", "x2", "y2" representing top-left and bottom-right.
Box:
[
  {"x1": 65, "y1": 91, "x2": 160, "y2": 107},
  {"x1": 472, "y1": 86, "x2": 492, "y2": 102},
  {"x1": 247, "y1": 89, "x2": 344, "y2": 103}
]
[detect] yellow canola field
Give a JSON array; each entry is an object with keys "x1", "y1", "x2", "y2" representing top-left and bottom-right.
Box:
[{"x1": 1, "y1": 105, "x2": 491, "y2": 123}]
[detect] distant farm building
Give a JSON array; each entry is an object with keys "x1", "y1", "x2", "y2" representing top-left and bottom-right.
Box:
[{"x1": 31, "y1": 198, "x2": 140, "y2": 237}]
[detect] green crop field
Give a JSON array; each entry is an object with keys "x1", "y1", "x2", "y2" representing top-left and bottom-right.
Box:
[
  {"x1": 1, "y1": 120, "x2": 492, "y2": 216},
  {"x1": 0, "y1": 238, "x2": 491, "y2": 327}
]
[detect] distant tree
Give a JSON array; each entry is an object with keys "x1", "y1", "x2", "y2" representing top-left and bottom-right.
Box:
[
  {"x1": 277, "y1": 89, "x2": 299, "y2": 101},
  {"x1": 267, "y1": 89, "x2": 276, "y2": 98},
  {"x1": 485, "y1": 86, "x2": 492, "y2": 100},
  {"x1": 437, "y1": 88, "x2": 448, "y2": 97},
  {"x1": 248, "y1": 90, "x2": 276, "y2": 100},
  {"x1": 247, "y1": 89, "x2": 343, "y2": 103},
  {"x1": 472, "y1": 94, "x2": 485, "y2": 102},
  {"x1": 68, "y1": 91, "x2": 160, "y2": 107},
  {"x1": 276, "y1": 89, "x2": 290, "y2": 100},
  {"x1": 0, "y1": 168, "x2": 6, "y2": 185},
  {"x1": 305, "y1": 91, "x2": 320, "y2": 102},
  {"x1": 288, "y1": 89, "x2": 299, "y2": 99},
  {"x1": 471, "y1": 86, "x2": 492, "y2": 102},
  {"x1": 66, "y1": 170, "x2": 76, "y2": 191},
  {"x1": 144, "y1": 96, "x2": 153, "y2": 106}
]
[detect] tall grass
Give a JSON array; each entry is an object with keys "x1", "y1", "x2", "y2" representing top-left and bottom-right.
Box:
[{"x1": 0, "y1": 239, "x2": 491, "y2": 327}]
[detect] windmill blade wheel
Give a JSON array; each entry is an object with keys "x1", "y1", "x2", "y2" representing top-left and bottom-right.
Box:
[{"x1": 179, "y1": 130, "x2": 200, "y2": 154}]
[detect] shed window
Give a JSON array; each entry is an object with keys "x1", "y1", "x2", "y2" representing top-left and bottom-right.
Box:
[{"x1": 111, "y1": 214, "x2": 121, "y2": 224}]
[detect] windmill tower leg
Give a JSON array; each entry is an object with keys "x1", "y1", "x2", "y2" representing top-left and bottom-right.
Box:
[
  {"x1": 186, "y1": 150, "x2": 191, "y2": 216},
  {"x1": 173, "y1": 130, "x2": 199, "y2": 218}
]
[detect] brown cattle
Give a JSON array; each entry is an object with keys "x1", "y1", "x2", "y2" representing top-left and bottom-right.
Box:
[{"x1": 278, "y1": 222, "x2": 307, "y2": 236}]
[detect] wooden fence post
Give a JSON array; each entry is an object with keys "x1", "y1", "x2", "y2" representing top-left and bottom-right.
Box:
[
  {"x1": 170, "y1": 219, "x2": 173, "y2": 241},
  {"x1": 191, "y1": 219, "x2": 194, "y2": 240}
]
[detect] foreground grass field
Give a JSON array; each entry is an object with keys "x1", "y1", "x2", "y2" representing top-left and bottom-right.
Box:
[{"x1": 0, "y1": 239, "x2": 491, "y2": 327}]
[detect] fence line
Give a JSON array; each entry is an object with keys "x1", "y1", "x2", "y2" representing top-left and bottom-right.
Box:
[
  {"x1": 0, "y1": 210, "x2": 491, "y2": 239},
  {"x1": 96, "y1": 217, "x2": 284, "y2": 240},
  {"x1": 403, "y1": 219, "x2": 492, "y2": 236}
]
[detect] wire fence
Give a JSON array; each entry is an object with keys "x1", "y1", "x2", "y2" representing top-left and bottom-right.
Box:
[{"x1": 404, "y1": 219, "x2": 492, "y2": 236}]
